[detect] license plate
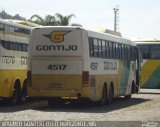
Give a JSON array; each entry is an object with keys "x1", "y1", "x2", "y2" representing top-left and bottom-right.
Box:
[{"x1": 49, "y1": 83, "x2": 63, "y2": 88}]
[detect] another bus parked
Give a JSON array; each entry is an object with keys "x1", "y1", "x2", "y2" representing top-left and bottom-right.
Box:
[
  {"x1": 27, "y1": 26, "x2": 140, "y2": 106},
  {"x1": 0, "y1": 19, "x2": 32, "y2": 105},
  {"x1": 136, "y1": 40, "x2": 160, "y2": 89}
]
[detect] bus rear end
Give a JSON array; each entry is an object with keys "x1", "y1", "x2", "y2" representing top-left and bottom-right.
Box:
[{"x1": 27, "y1": 27, "x2": 90, "y2": 103}]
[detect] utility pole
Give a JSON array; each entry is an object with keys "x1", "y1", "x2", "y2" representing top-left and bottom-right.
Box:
[{"x1": 113, "y1": 5, "x2": 119, "y2": 32}]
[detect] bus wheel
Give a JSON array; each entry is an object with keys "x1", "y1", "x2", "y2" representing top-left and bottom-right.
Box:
[
  {"x1": 124, "y1": 94, "x2": 131, "y2": 99},
  {"x1": 131, "y1": 81, "x2": 136, "y2": 94},
  {"x1": 107, "y1": 85, "x2": 113, "y2": 105},
  {"x1": 21, "y1": 81, "x2": 27, "y2": 104},
  {"x1": 125, "y1": 82, "x2": 134, "y2": 99},
  {"x1": 10, "y1": 83, "x2": 21, "y2": 105},
  {"x1": 99, "y1": 85, "x2": 107, "y2": 106}
]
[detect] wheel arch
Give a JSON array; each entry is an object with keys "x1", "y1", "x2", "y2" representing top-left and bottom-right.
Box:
[
  {"x1": 103, "y1": 82, "x2": 108, "y2": 96},
  {"x1": 10, "y1": 78, "x2": 21, "y2": 96},
  {"x1": 110, "y1": 81, "x2": 114, "y2": 97},
  {"x1": 22, "y1": 78, "x2": 27, "y2": 91}
]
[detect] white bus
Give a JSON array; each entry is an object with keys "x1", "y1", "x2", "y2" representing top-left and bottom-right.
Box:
[
  {"x1": 27, "y1": 26, "x2": 140, "y2": 106},
  {"x1": 0, "y1": 19, "x2": 32, "y2": 105}
]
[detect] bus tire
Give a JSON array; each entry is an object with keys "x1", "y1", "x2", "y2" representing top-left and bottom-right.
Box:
[
  {"x1": 21, "y1": 80, "x2": 28, "y2": 104},
  {"x1": 10, "y1": 81, "x2": 21, "y2": 105},
  {"x1": 107, "y1": 84, "x2": 114, "y2": 105},
  {"x1": 125, "y1": 82, "x2": 134, "y2": 99},
  {"x1": 131, "y1": 81, "x2": 136, "y2": 94},
  {"x1": 99, "y1": 85, "x2": 107, "y2": 106},
  {"x1": 124, "y1": 94, "x2": 131, "y2": 99}
]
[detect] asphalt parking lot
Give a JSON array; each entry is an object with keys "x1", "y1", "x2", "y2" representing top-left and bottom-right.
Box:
[{"x1": 0, "y1": 89, "x2": 160, "y2": 127}]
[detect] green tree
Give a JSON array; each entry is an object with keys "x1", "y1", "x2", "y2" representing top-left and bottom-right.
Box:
[
  {"x1": 30, "y1": 14, "x2": 57, "y2": 26},
  {"x1": 30, "y1": 13, "x2": 81, "y2": 26},
  {"x1": 55, "y1": 13, "x2": 76, "y2": 26}
]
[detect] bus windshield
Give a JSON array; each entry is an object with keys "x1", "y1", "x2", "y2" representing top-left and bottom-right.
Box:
[{"x1": 138, "y1": 44, "x2": 160, "y2": 59}]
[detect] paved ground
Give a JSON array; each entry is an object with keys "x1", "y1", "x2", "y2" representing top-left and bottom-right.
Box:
[{"x1": 0, "y1": 89, "x2": 160, "y2": 126}]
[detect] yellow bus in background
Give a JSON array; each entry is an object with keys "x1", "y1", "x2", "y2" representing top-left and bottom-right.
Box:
[
  {"x1": 136, "y1": 40, "x2": 160, "y2": 89},
  {"x1": 27, "y1": 26, "x2": 141, "y2": 106},
  {"x1": 0, "y1": 19, "x2": 32, "y2": 105}
]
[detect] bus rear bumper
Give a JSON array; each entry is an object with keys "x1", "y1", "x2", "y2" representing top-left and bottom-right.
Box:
[{"x1": 27, "y1": 87, "x2": 91, "y2": 99}]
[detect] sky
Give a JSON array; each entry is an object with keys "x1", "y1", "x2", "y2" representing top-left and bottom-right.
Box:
[{"x1": 0, "y1": 0, "x2": 160, "y2": 40}]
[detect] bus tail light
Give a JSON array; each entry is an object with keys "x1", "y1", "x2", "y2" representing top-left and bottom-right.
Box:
[
  {"x1": 82, "y1": 71, "x2": 89, "y2": 87},
  {"x1": 27, "y1": 71, "x2": 32, "y2": 86}
]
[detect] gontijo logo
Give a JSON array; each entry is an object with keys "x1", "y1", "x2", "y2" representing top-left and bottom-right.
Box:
[
  {"x1": 44, "y1": 31, "x2": 71, "y2": 43},
  {"x1": 36, "y1": 30, "x2": 78, "y2": 51}
]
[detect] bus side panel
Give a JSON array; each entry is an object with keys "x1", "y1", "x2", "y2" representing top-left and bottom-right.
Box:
[
  {"x1": 0, "y1": 69, "x2": 26, "y2": 97},
  {"x1": 89, "y1": 58, "x2": 120, "y2": 101},
  {"x1": 0, "y1": 47, "x2": 27, "y2": 98},
  {"x1": 141, "y1": 60, "x2": 160, "y2": 88},
  {"x1": 118, "y1": 60, "x2": 136, "y2": 96}
]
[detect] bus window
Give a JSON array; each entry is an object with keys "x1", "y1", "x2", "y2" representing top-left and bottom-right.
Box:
[
  {"x1": 150, "y1": 45, "x2": 160, "y2": 59},
  {"x1": 22, "y1": 44, "x2": 28, "y2": 52},
  {"x1": 129, "y1": 46, "x2": 132, "y2": 60},
  {"x1": 126, "y1": 45, "x2": 130, "y2": 60},
  {"x1": 0, "y1": 23, "x2": 4, "y2": 37},
  {"x1": 102, "y1": 40, "x2": 106, "y2": 58},
  {"x1": 124, "y1": 45, "x2": 128, "y2": 60},
  {"x1": 115, "y1": 43, "x2": 119, "y2": 59},
  {"x1": 109, "y1": 41, "x2": 113, "y2": 59},
  {"x1": 17, "y1": 43, "x2": 22, "y2": 51},
  {"x1": 138, "y1": 45, "x2": 149, "y2": 59},
  {"x1": 113, "y1": 42, "x2": 116, "y2": 59},
  {"x1": 0, "y1": 23, "x2": 4, "y2": 32},
  {"x1": 89, "y1": 37, "x2": 94, "y2": 57},
  {"x1": 121, "y1": 44, "x2": 125, "y2": 59},
  {"x1": 93, "y1": 39, "x2": 98, "y2": 57},
  {"x1": 2, "y1": 40, "x2": 10, "y2": 50},
  {"x1": 98, "y1": 40, "x2": 102, "y2": 57},
  {"x1": 118, "y1": 44, "x2": 122, "y2": 59},
  {"x1": 105, "y1": 41, "x2": 109, "y2": 58}
]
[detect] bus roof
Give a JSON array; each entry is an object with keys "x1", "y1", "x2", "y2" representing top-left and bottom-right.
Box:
[
  {"x1": 10, "y1": 20, "x2": 41, "y2": 27},
  {"x1": 135, "y1": 40, "x2": 160, "y2": 44},
  {"x1": 0, "y1": 19, "x2": 35, "y2": 29},
  {"x1": 31, "y1": 26, "x2": 136, "y2": 46},
  {"x1": 86, "y1": 27, "x2": 122, "y2": 37}
]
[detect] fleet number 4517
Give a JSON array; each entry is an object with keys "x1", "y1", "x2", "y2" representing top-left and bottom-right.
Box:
[{"x1": 47, "y1": 64, "x2": 67, "y2": 70}]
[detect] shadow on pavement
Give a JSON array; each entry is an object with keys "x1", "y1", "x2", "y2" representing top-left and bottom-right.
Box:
[
  {"x1": 34, "y1": 97, "x2": 151, "y2": 113},
  {"x1": 0, "y1": 96, "x2": 151, "y2": 113}
]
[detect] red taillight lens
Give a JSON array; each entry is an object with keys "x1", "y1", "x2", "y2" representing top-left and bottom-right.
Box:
[
  {"x1": 82, "y1": 71, "x2": 89, "y2": 86},
  {"x1": 27, "y1": 71, "x2": 32, "y2": 86}
]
